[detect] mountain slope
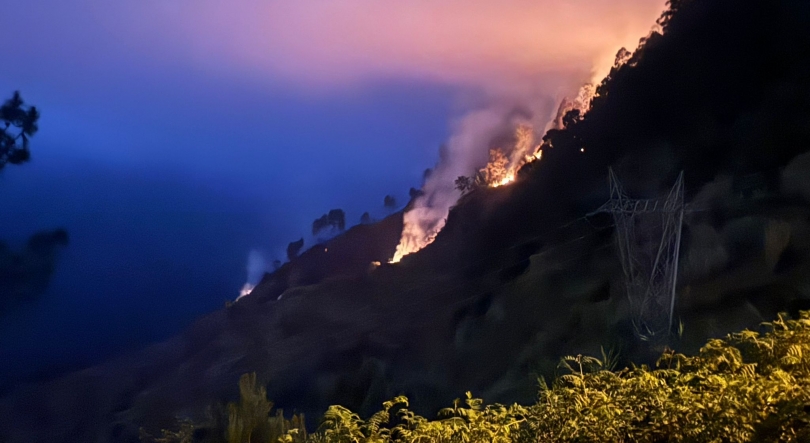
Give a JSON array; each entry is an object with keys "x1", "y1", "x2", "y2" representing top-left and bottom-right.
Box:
[{"x1": 2, "y1": 0, "x2": 810, "y2": 441}]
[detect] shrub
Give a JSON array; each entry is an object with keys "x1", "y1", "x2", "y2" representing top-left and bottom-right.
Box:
[{"x1": 144, "y1": 311, "x2": 810, "y2": 442}]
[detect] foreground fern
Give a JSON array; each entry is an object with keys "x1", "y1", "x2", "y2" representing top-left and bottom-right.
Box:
[
  {"x1": 144, "y1": 311, "x2": 810, "y2": 442},
  {"x1": 529, "y1": 313, "x2": 810, "y2": 442}
]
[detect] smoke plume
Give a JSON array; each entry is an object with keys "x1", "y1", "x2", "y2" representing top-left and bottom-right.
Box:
[
  {"x1": 238, "y1": 249, "x2": 268, "y2": 299},
  {"x1": 392, "y1": 98, "x2": 551, "y2": 262},
  {"x1": 66, "y1": 0, "x2": 666, "y2": 262}
]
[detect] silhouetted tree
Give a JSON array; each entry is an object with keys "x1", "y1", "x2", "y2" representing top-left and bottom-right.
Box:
[
  {"x1": 549, "y1": 0, "x2": 807, "y2": 186},
  {"x1": 360, "y1": 212, "x2": 372, "y2": 224},
  {"x1": 312, "y1": 209, "x2": 346, "y2": 236},
  {"x1": 312, "y1": 215, "x2": 329, "y2": 235},
  {"x1": 327, "y1": 209, "x2": 345, "y2": 231},
  {"x1": 383, "y1": 195, "x2": 396, "y2": 209},
  {"x1": 1, "y1": 91, "x2": 40, "y2": 171},
  {"x1": 409, "y1": 187, "x2": 424, "y2": 200},
  {"x1": 561, "y1": 109, "x2": 582, "y2": 129},
  {"x1": 455, "y1": 176, "x2": 474, "y2": 193},
  {"x1": 0, "y1": 92, "x2": 67, "y2": 318},
  {"x1": 286, "y1": 238, "x2": 304, "y2": 261},
  {"x1": 614, "y1": 47, "x2": 632, "y2": 68}
]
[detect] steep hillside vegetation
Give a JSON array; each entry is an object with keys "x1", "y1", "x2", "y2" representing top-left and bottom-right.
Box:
[{"x1": 145, "y1": 311, "x2": 810, "y2": 443}]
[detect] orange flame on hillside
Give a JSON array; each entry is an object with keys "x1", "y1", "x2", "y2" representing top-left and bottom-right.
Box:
[
  {"x1": 479, "y1": 124, "x2": 542, "y2": 188},
  {"x1": 390, "y1": 206, "x2": 446, "y2": 263},
  {"x1": 390, "y1": 124, "x2": 543, "y2": 263},
  {"x1": 390, "y1": 7, "x2": 660, "y2": 263}
]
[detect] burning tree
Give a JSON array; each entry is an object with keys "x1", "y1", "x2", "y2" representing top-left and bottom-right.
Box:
[{"x1": 480, "y1": 149, "x2": 511, "y2": 186}]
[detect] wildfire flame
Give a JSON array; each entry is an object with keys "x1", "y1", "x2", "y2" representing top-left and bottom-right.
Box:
[
  {"x1": 479, "y1": 124, "x2": 542, "y2": 188},
  {"x1": 390, "y1": 124, "x2": 543, "y2": 263},
  {"x1": 389, "y1": 42, "x2": 638, "y2": 264},
  {"x1": 390, "y1": 206, "x2": 446, "y2": 263},
  {"x1": 548, "y1": 83, "x2": 597, "y2": 131}
]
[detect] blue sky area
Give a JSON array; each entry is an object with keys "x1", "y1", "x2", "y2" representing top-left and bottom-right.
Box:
[{"x1": 0, "y1": 10, "x2": 457, "y2": 382}]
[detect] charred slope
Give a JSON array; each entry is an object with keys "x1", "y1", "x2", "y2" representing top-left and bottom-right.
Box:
[{"x1": 2, "y1": 0, "x2": 810, "y2": 441}]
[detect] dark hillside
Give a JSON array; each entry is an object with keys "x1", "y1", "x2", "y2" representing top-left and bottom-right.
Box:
[
  {"x1": 248, "y1": 212, "x2": 403, "y2": 302},
  {"x1": 2, "y1": 0, "x2": 810, "y2": 441}
]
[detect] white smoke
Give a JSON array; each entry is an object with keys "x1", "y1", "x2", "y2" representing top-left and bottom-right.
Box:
[
  {"x1": 389, "y1": 1, "x2": 666, "y2": 263},
  {"x1": 392, "y1": 96, "x2": 557, "y2": 262},
  {"x1": 236, "y1": 249, "x2": 269, "y2": 300}
]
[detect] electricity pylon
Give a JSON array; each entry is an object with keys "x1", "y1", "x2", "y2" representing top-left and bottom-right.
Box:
[{"x1": 593, "y1": 168, "x2": 685, "y2": 342}]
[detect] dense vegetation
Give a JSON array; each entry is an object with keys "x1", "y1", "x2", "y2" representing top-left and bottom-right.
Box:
[{"x1": 144, "y1": 311, "x2": 810, "y2": 443}]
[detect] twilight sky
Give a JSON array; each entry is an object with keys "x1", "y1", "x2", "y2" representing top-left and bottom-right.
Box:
[{"x1": 0, "y1": 0, "x2": 665, "y2": 383}]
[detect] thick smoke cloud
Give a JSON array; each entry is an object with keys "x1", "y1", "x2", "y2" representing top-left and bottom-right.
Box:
[{"x1": 394, "y1": 99, "x2": 550, "y2": 261}]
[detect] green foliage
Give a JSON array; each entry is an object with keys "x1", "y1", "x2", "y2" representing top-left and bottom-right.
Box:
[
  {"x1": 312, "y1": 311, "x2": 810, "y2": 443},
  {"x1": 226, "y1": 373, "x2": 307, "y2": 443},
  {"x1": 145, "y1": 311, "x2": 810, "y2": 442},
  {"x1": 142, "y1": 373, "x2": 306, "y2": 443},
  {"x1": 525, "y1": 311, "x2": 810, "y2": 442},
  {"x1": 140, "y1": 419, "x2": 197, "y2": 443},
  {"x1": 319, "y1": 396, "x2": 408, "y2": 443}
]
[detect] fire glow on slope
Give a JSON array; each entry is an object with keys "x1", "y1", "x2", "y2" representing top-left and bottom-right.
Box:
[
  {"x1": 390, "y1": 123, "x2": 543, "y2": 263},
  {"x1": 389, "y1": 64, "x2": 624, "y2": 263},
  {"x1": 127, "y1": 0, "x2": 665, "y2": 268},
  {"x1": 236, "y1": 249, "x2": 266, "y2": 300},
  {"x1": 481, "y1": 124, "x2": 542, "y2": 188}
]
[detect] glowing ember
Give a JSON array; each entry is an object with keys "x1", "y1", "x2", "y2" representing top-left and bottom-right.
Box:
[{"x1": 492, "y1": 174, "x2": 516, "y2": 188}]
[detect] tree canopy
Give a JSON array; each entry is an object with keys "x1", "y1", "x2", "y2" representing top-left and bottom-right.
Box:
[
  {"x1": 0, "y1": 91, "x2": 40, "y2": 171},
  {"x1": 312, "y1": 209, "x2": 346, "y2": 236}
]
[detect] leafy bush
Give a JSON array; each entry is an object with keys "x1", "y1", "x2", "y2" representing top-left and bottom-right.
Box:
[
  {"x1": 144, "y1": 311, "x2": 810, "y2": 442},
  {"x1": 142, "y1": 373, "x2": 307, "y2": 443}
]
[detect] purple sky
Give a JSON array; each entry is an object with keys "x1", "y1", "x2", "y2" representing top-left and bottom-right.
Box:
[{"x1": 0, "y1": 0, "x2": 664, "y2": 382}]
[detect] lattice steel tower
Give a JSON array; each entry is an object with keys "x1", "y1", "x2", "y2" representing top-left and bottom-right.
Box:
[{"x1": 593, "y1": 168, "x2": 685, "y2": 342}]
